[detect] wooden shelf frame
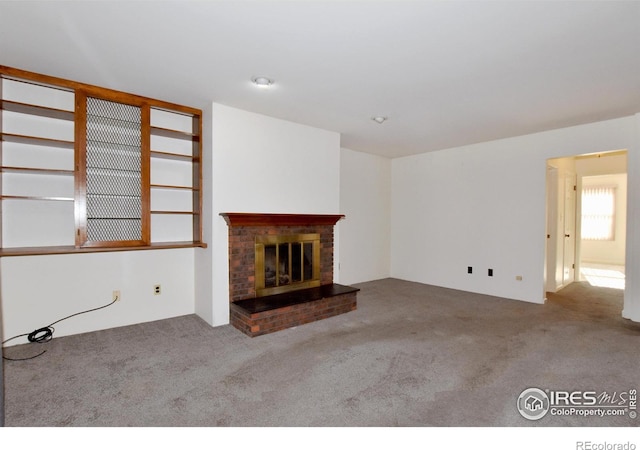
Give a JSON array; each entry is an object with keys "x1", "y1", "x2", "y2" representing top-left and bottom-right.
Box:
[
  {"x1": 151, "y1": 210, "x2": 200, "y2": 215},
  {"x1": 150, "y1": 149, "x2": 197, "y2": 162},
  {"x1": 0, "y1": 65, "x2": 205, "y2": 255},
  {"x1": 1, "y1": 99, "x2": 74, "y2": 121},
  {"x1": 1, "y1": 166, "x2": 74, "y2": 176},
  {"x1": 150, "y1": 125, "x2": 199, "y2": 141},
  {"x1": 1, "y1": 132, "x2": 74, "y2": 149},
  {"x1": 1, "y1": 195, "x2": 74, "y2": 202},
  {"x1": 150, "y1": 106, "x2": 202, "y2": 244},
  {"x1": 150, "y1": 183, "x2": 198, "y2": 191},
  {"x1": 0, "y1": 241, "x2": 207, "y2": 257}
]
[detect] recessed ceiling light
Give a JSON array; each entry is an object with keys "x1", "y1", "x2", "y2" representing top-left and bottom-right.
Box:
[
  {"x1": 372, "y1": 116, "x2": 387, "y2": 124},
  {"x1": 252, "y1": 76, "x2": 273, "y2": 87}
]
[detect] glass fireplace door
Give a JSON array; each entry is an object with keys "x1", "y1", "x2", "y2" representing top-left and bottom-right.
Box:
[{"x1": 255, "y1": 234, "x2": 320, "y2": 296}]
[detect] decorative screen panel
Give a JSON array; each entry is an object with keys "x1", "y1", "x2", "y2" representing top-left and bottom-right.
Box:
[{"x1": 85, "y1": 97, "x2": 142, "y2": 242}]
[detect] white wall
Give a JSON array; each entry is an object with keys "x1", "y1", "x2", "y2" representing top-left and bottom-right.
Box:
[
  {"x1": 623, "y1": 114, "x2": 640, "y2": 321},
  {"x1": 198, "y1": 103, "x2": 341, "y2": 327},
  {"x1": 1, "y1": 249, "x2": 195, "y2": 345},
  {"x1": 576, "y1": 152, "x2": 627, "y2": 176},
  {"x1": 338, "y1": 148, "x2": 391, "y2": 285},
  {"x1": 391, "y1": 115, "x2": 640, "y2": 321}
]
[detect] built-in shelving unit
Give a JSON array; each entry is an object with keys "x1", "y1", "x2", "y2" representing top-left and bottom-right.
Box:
[
  {"x1": 0, "y1": 65, "x2": 206, "y2": 256},
  {"x1": 148, "y1": 106, "x2": 201, "y2": 243}
]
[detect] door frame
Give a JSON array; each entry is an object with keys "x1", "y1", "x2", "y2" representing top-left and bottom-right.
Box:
[{"x1": 545, "y1": 161, "x2": 577, "y2": 293}]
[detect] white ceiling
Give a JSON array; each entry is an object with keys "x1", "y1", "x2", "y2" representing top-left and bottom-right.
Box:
[{"x1": 1, "y1": 1, "x2": 639, "y2": 158}]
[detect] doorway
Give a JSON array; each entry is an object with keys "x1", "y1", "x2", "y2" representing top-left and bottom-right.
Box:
[{"x1": 545, "y1": 150, "x2": 627, "y2": 294}]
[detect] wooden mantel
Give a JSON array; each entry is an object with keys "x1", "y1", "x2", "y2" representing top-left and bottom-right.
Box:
[{"x1": 220, "y1": 213, "x2": 345, "y2": 227}]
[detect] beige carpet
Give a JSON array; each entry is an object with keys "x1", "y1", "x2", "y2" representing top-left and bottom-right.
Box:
[{"x1": 2, "y1": 278, "x2": 638, "y2": 426}]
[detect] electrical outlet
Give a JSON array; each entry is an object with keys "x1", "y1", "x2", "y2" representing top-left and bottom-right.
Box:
[
  {"x1": 467, "y1": 266, "x2": 473, "y2": 274},
  {"x1": 516, "y1": 275, "x2": 523, "y2": 281},
  {"x1": 154, "y1": 284, "x2": 161, "y2": 295},
  {"x1": 113, "y1": 290, "x2": 121, "y2": 302},
  {"x1": 488, "y1": 269, "x2": 494, "y2": 277}
]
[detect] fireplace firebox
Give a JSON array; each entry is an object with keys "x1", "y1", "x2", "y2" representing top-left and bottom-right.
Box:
[{"x1": 255, "y1": 233, "x2": 320, "y2": 297}]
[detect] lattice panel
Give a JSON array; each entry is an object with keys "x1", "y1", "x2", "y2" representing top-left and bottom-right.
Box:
[
  {"x1": 85, "y1": 97, "x2": 142, "y2": 242},
  {"x1": 86, "y1": 219, "x2": 142, "y2": 242}
]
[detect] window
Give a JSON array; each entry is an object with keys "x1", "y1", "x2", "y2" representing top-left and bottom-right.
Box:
[{"x1": 581, "y1": 186, "x2": 615, "y2": 241}]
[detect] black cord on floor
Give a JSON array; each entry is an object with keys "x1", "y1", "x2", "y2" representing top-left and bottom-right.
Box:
[{"x1": 2, "y1": 297, "x2": 118, "y2": 361}]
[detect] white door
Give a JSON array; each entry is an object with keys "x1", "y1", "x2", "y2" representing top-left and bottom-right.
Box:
[
  {"x1": 545, "y1": 166, "x2": 559, "y2": 293},
  {"x1": 562, "y1": 172, "x2": 577, "y2": 287}
]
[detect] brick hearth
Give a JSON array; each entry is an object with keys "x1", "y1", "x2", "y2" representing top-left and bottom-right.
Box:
[
  {"x1": 230, "y1": 284, "x2": 359, "y2": 337},
  {"x1": 221, "y1": 213, "x2": 358, "y2": 337}
]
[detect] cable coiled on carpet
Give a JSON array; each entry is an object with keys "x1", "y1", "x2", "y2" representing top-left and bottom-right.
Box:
[{"x1": 2, "y1": 297, "x2": 118, "y2": 361}]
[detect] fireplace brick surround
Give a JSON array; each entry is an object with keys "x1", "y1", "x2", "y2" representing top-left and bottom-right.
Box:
[{"x1": 221, "y1": 213, "x2": 358, "y2": 337}]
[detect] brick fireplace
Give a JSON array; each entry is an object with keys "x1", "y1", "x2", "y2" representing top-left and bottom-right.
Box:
[{"x1": 220, "y1": 213, "x2": 358, "y2": 337}]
